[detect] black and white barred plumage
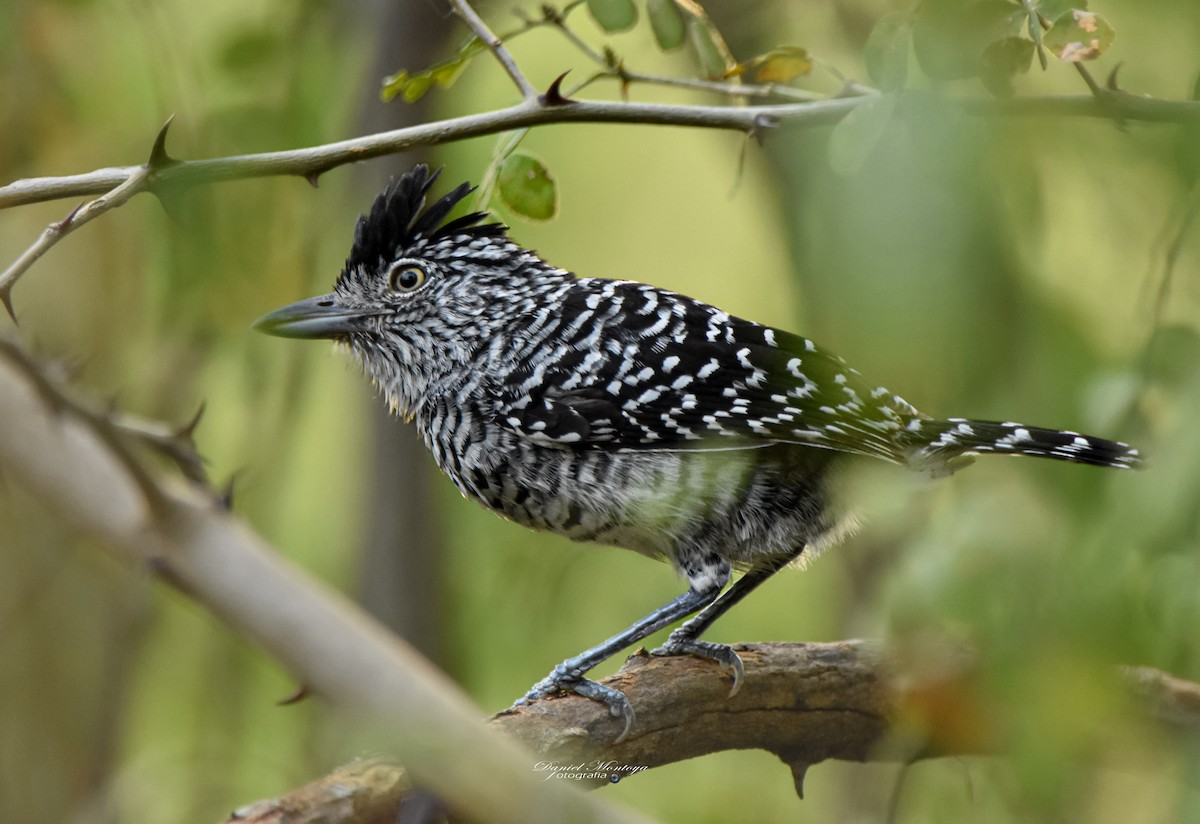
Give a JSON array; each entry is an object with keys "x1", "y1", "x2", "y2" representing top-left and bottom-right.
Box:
[{"x1": 256, "y1": 166, "x2": 1141, "y2": 739}]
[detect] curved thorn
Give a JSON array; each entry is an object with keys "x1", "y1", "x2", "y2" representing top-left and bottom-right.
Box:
[
  {"x1": 177, "y1": 401, "x2": 207, "y2": 440},
  {"x1": 277, "y1": 683, "x2": 311, "y2": 706},
  {"x1": 0, "y1": 285, "x2": 16, "y2": 325},
  {"x1": 540, "y1": 71, "x2": 576, "y2": 106},
  {"x1": 1106, "y1": 62, "x2": 1124, "y2": 92},
  {"x1": 790, "y1": 762, "x2": 809, "y2": 799},
  {"x1": 148, "y1": 114, "x2": 180, "y2": 170},
  {"x1": 55, "y1": 202, "x2": 85, "y2": 231}
]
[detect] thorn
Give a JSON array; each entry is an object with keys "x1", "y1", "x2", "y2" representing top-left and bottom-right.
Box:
[
  {"x1": 1106, "y1": 63, "x2": 1124, "y2": 92},
  {"x1": 752, "y1": 114, "x2": 778, "y2": 146},
  {"x1": 53, "y1": 202, "x2": 85, "y2": 233},
  {"x1": 539, "y1": 71, "x2": 576, "y2": 106},
  {"x1": 0, "y1": 285, "x2": 16, "y2": 325},
  {"x1": 219, "y1": 475, "x2": 236, "y2": 510},
  {"x1": 147, "y1": 116, "x2": 188, "y2": 224},
  {"x1": 148, "y1": 115, "x2": 180, "y2": 170},
  {"x1": 277, "y1": 683, "x2": 311, "y2": 706},
  {"x1": 789, "y1": 762, "x2": 809, "y2": 799},
  {"x1": 177, "y1": 401, "x2": 206, "y2": 441},
  {"x1": 304, "y1": 171, "x2": 321, "y2": 188}
]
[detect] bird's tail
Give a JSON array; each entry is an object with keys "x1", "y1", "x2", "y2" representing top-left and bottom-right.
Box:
[{"x1": 902, "y1": 417, "x2": 1142, "y2": 475}]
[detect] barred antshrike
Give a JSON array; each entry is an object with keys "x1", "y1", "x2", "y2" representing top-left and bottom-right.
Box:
[{"x1": 255, "y1": 165, "x2": 1141, "y2": 741}]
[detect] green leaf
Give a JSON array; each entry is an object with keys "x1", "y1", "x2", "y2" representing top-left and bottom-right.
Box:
[
  {"x1": 647, "y1": 0, "x2": 687, "y2": 51},
  {"x1": 1043, "y1": 10, "x2": 1115, "y2": 62},
  {"x1": 827, "y1": 94, "x2": 897, "y2": 176},
  {"x1": 496, "y1": 154, "x2": 558, "y2": 222},
  {"x1": 587, "y1": 0, "x2": 637, "y2": 33},
  {"x1": 670, "y1": 1, "x2": 737, "y2": 80},
  {"x1": 864, "y1": 11, "x2": 912, "y2": 91},
  {"x1": 727, "y1": 46, "x2": 812, "y2": 84},
  {"x1": 980, "y1": 36, "x2": 1036, "y2": 97},
  {"x1": 687, "y1": 16, "x2": 731, "y2": 80},
  {"x1": 912, "y1": 0, "x2": 1025, "y2": 81},
  {"x1": 381, "y1": 38, "x2": 481, "y2": 103}
]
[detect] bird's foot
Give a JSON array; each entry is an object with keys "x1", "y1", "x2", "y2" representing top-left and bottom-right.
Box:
[
  {"x1": 514, "y1": 665, "x2": 636, "y2": 743},
  {"x1": 651, "y1": 633, "x2": 745, "y2": 696}
]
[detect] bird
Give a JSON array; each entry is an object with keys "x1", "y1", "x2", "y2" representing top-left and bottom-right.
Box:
[{"x1": 254, "y1": 164, "x2": 1141, "y2": 741}]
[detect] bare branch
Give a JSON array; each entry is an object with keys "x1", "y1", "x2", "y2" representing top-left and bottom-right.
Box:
[
  {"x1": 450, "y1": 0, "x2": 538, "y2": 100},
  {"x1": 222, "y1": 645, "x2": 1200, "y2": 823},
  {"x1": 225, "y1": 759, "x2": 414, "y2": 824},
  {"x1": 497, "y1": 642, "x2": 895, "y2": 789},
  {"x1": 613, "y1": 67, "x2": 828, "y2": 102},
  {"x1": 2, "y1": 90, "x2": 1196, "y2": 307},
  {"x1": 0, "y1": 97, "x2": 862, "y2": 210},
  {"x1": 0, "y1": 166, "x2": 151, "y2": 320},
  {"x1": 0, "y1": 339, "x2": 650, "y2": 824},
  {"x1": 3, "y1": 92, "x2": 1199, "y2": 215}
]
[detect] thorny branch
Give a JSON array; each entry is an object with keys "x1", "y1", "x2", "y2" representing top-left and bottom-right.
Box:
[
  {"x1": 2, "y1": 91, "x2": 1199, "y2": 316},
  {"x1": 2, "y1": 0, "x2": 1200, "y2": 313},
  {"x1": 0, "y1": 338, "x2": 647, "y2": 824},
  {"x1": 0, "y1": 166, "x2": 151, "y2": 321}
]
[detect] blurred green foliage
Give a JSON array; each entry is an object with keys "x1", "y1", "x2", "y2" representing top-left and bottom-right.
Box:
[{"x1": 2, "y1": 0, "x2": 1200, "y2": 822}]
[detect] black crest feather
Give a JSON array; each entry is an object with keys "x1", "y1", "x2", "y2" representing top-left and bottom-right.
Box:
[{"x1": 345, "y1": 165, "x2": 504, "y2": 272}]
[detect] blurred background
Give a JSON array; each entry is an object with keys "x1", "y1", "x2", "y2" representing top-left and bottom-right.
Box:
[{"x1": 2, "y1": 0, "x2": 1199, "y2": 821}]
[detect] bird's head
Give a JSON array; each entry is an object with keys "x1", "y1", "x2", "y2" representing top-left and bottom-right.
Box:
[{"x1": 254, "y1": 165, "x2": 563, "y2": 416}]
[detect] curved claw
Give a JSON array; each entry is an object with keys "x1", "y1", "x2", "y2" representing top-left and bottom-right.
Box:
[
  {"x1": 516, "y1": 670, "x2": 636, "y2": 743},
  {"x1": 651, "y1": 636, "x2": 745, "y2": 697},
  {"x1": 571, "y1": 678, "x2": 636, "y2": 743}
]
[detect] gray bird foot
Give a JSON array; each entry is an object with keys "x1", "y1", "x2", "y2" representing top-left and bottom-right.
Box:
[
  {"x1": 651, "y1": 635, "x2": 745, "y2": 696},
  {"x1": 515, "y1": 666, "x2": 637, "y2": 743}
]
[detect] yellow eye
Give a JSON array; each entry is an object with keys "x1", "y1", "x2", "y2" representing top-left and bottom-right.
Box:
[{"x1": 388, "y1": 265, "x2": 427, "y2": 292}]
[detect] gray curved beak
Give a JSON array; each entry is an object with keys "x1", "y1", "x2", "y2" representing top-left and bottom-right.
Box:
[{"x1": 253, "y1": 294, "x2": 372, "y2": 339}]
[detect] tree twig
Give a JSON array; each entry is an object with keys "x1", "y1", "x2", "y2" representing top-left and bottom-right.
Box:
[
  {"x1": 0, "y1": 166, "x2": 151, "y2": 321},
  {"x1": 4, "y1": 92, "x2": 1199, "y2": 215},
  {"x1": 1074, "y1": 61, "x2": 1106, "y2": 98},
  {"x1": 451, "y1": 0, "x2": 538, "y2": 99}
]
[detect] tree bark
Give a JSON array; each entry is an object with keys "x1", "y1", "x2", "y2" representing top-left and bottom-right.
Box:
[{"x1": 225, "y1": 641, "x2": 1200, "y2": 822}]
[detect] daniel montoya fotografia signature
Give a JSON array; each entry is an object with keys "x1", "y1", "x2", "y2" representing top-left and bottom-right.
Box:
[{"x1": 533, "y1": 760, "x2": 649, "y2": 783}]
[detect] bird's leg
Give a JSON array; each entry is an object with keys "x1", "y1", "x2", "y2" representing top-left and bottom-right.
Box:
[
  {"x1": 651, "y1": 548, "x2": 804, "y2": 696},
  {"x1": 518, "y1": 582, "x2": 723, "y2": 742}
]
